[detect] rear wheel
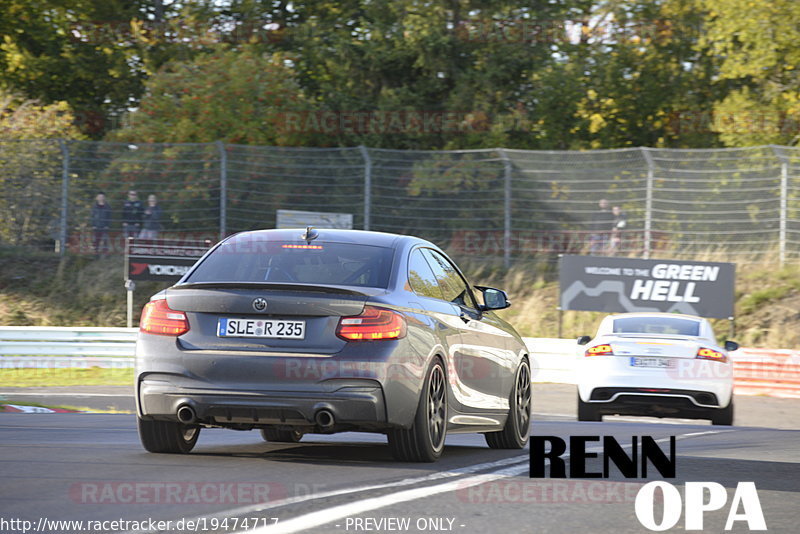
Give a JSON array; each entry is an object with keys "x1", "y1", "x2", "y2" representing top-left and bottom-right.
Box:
[
  {"x1": 577, "y1": 394, "x2": 602, "y2": 422},
  {"x1": 260, "y1": 427, "x2": 303, "y2": 443},
  {"x1": 710, "y1": 400, "x2": 734, "y2": 426},
  {"x1": 388, "y1": 358, "x2": 447, "y2": 462},
  {"x1": 137, "y1": 417, "x2": 200, "y2": 453},
  {"x1": 486, "y1": 358, "x2": 532, "y2": 449}
]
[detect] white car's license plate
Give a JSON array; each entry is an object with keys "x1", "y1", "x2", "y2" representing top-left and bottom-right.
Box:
[
  {"x1": 217, "y1": 318, "x2": 305, "y2": 339},
  {"x1": 630, "y1": 357, "x2": 674, "y2": 368}
]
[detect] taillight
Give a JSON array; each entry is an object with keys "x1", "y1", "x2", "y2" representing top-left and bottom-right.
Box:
[
  {"x1": 696, "y1": 347, "x2": 727, "y2": 363},
  {"x1": 585, "y1": 344, "x2": 613, "y2": 357},
  {"x1": 336, "y1": 306, "x2": 407, "y2": 341},
  {"x1": 140, "y1": 299, "x2": 189, "y2": 336}
]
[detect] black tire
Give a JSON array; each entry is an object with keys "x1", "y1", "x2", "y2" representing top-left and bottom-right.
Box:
[
  {"x1": 137, "y1": 417, "x2": 200, "y2": 453},
  {"x1": 485, "y1": 358, "x2": 532, "y2": 449},
  {"x1": 710, "y1": 400, "x2": 734, "y2": 426},
  {"x1": 577, "y1": 394, "x2": 602, "y2": 422},
  {"x1": 388, "y1": 358, "x2": 447, "y2": 462},
  {"x1": 260, "y1": 427, "x2": 303, "y2": 443}
]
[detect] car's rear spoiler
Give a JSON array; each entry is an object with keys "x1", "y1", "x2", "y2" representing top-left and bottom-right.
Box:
[{"x1": 171, "y1": 281, "x2": 386, "y2": 297}]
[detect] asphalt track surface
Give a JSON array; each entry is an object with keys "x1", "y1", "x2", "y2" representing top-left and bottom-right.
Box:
[{"x1": 1, "y1": 386, "x2": 798, "y2": 534}]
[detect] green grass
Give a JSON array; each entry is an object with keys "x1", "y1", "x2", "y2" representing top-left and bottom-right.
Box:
[
  {"x1": 0, "y1": 368, "x2": 134, "y2": 387},
  {"x1": 0, "y1": 401, "x2": 133, "y2": 414},
  {"x1": 739, "y1": 286, "x2": 792, "y2": 315}
]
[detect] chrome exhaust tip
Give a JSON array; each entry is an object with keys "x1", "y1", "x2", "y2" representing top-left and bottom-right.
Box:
[
  {"x1": 315, "y1": 409, "x2": 335, "y2": 429},
  {"x1": 176, "y1": 404, "x2": 197, "y2": 424}
]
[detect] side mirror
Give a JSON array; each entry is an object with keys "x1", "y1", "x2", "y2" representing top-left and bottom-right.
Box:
[
  {"x1": 724, "y1": 340, "x2": 739, "y2": 352},
  {"x1": 577, "y1": 335, "x2": 592, "y2": 345},
  {"x1": 475, "y1": 286, "x2": 511, "y2": 311}
]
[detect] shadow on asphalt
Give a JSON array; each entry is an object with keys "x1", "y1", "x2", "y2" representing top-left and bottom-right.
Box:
[{"x1": 189, "y1": 441, "x2": 517, "y2": 468}]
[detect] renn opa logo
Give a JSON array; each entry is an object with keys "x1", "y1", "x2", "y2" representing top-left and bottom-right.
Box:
[{"x1": 529, "y1": 435, "x2": 766, "y2": 531}]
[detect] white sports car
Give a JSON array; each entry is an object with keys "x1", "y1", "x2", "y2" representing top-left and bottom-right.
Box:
[{"x1": 576, "y1": 313, "x2": 737, "y2": 425}]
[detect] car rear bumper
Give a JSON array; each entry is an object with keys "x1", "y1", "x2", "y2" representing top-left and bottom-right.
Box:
[
  {"x1": 137, "y1": 376, "x2": 387, "y2": 431},
  {"x1": 135, "y1": 332, "x2": 427, "y2": 429},
  {"x1": 576, "y1": 355, "x2": 733, "y2": 409}
]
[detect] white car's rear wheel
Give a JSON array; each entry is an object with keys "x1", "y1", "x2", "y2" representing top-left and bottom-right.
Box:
[
  {"x1": 577, "y1": 394, "x2": 602, "y2": 422},
  {"x1": 710, "y1": 400, "x2": 734, "y2": 426}
]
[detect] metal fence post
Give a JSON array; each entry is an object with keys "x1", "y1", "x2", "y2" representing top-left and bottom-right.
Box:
[
  {"x1": 499, "y1": 149, "x2": 512, "y2": 268},
  {"x1": 216, "y1": 141, "x2": 227, "y2": 240},
  {"x1": 780, "y1": 160, "x2": 788, "y2": 266},
  {"x1": 641, "y1": 148, "x2": 655, "y2": 259},
  {"x1": 359, "y1": 145, "x2": 372, "y2": 231},
  {"x1": 58, "y1": 139, "x2": 69, "y2": 256}
]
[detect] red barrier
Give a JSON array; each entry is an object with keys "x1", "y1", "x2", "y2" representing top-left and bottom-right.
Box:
[{"x1": 732, "y1": 348, "x2": 800, "y2": 399}]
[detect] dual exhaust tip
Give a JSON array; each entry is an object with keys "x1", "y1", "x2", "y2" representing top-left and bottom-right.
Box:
[{"x1": 176, "y1": 404, "x2": 336, "y2": 430}]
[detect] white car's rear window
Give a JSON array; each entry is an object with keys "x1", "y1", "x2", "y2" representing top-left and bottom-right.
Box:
[{"x1": 613, "y1": 317, "x2": 700, "y2": 336}]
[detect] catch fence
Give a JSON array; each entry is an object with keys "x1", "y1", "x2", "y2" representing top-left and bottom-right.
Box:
[{"x1": 2, "y1": 141, "x2": 799, "y2": 265}]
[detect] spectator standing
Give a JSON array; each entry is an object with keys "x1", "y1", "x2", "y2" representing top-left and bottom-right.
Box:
[
  {"x1": 139, "y1": 194, "x2": 163, "y2": 239},
  {"x1": 90, "y1": 192, "x2": 112, "y2": 255},
  {"x1": 589, "y1": 198, "x2": 615, "y2": 255},
  {"x1": 122, "y1": 190, "x2": 143, "y2": 240},
  {"x1": 609, "y1": 205, "x2": 627, "y2": 254}
]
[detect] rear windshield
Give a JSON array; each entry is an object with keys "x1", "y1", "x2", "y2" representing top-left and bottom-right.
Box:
[
  {"x1": 613, "y1": 317, "x2": 700, "y2": 336},
  {"x1": 184, "y1": 240, "x2": 395, "y2": 288}
]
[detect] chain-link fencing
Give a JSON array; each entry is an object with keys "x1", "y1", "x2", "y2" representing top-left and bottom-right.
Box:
[{"x1": 2, "y1": 140, "x2": 798, "y2": 264}]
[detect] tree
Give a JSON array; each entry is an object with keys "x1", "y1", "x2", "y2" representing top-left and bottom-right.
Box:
[
  {"x1": 108, "y1": 47, "x2": 312, "y2": 145},
  {"x1": 699, "y1": 0, "x2": 800, "y2": 146},
  {"x1": 0, "y1": 92, "x2": 84, "y2": 246},
  {"x1": 0, "y1": 1, "x2": 157, "y2": 136},
  {"x1": 564, "y1": 0, "x2": 722, "y2": 148}
]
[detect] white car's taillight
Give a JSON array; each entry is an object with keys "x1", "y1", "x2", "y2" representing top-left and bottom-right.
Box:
[
  {"x1": 696, "y1": 347, "x2": 727, "y2": 363},
  {"x1": 585, "y1": 344, "x2": 614, "y2": 357}
]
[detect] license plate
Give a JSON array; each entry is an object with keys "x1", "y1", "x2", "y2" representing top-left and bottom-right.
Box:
[
  {"x1": 217, "y1": 318, "x2": 305, "y2": 339},
  {"x1": 630, "y1": 357, "x2": 675, "y2": 368}
]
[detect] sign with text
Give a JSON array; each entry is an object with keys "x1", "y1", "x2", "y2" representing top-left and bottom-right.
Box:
[
  {"x1": 559, "y1": 255, "x2": 735, "y2": 319},
  {"x1": 276, "y1": 210, "x2": 353, "y2": 230},
  {"x1": 126, "y1": 239, "x2": 212, "y2": 282}
]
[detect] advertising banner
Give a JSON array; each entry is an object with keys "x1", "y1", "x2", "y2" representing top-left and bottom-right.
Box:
[
  {"x1": 125, "y1": 239, "x2": 212, "y2": 282},
  {"x1": 559, "y1": 255, "x2": 735, "y2": 319}
]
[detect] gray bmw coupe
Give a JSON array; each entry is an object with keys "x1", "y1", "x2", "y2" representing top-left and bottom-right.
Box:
[{"x1": 135, "y1": 228, "x2": 531, "y2": 462}]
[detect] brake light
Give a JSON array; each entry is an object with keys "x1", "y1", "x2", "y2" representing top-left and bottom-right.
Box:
[
  {"x1": 140, "y1": 299, "x2": 189, "y2": 336},
  {"x1": 696, "y1": 347, "x2": 727, "y2": 363},
  {"x1": 586, "y1": 344, "x2": 613, "y2": 357},
  {"x1": 282, "y1": 244, "x2": 323, "y2": 250},
  {"x1": 336, "y1": 306, "x2": 407, "y2": 341}
]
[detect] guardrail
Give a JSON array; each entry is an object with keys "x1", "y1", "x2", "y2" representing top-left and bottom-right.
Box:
[
  {"x1": 1, "y1": 328, "x2": 798, "y2": 398},
  {"x1": 523, "y1": 337, "x2": 800, "y2": 399},
  {"x1": 0, "y1": 326, "x2": 136, "y2": 369}
]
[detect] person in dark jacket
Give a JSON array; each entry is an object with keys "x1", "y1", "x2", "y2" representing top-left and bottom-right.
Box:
[
  {"x1": 122, "y1": 190, "x2": 143, "y2": 239},
  {"x1": 589, "y1": 198, "x2": 615, "y2": 255},
  {"x1": 608, "y1": 205, "x2": 628, "y2": 254},
  {"x1": 90, "y1": 192, "x2": 112, "y2": 255},
  {"x1": 138, "y1": 194, "x2": 163, "y2": 239}
]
